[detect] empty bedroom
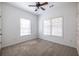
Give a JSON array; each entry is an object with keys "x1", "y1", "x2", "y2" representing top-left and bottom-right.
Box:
[{"x1": 0, "y1": 2, "x2": 79, "y2": 56}]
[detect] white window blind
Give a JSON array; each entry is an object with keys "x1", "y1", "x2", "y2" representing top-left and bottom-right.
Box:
[
  {"x1": 20, "y1": 18, "x2": 31, "y2": 36},
  {"x1": 43, "y1": 17, "x2": 63, "y2": 37},
  {"x1": 43, "y1": 20, "x2": 51, "y2": 35},
  {"x1": 52, "y1": 17, "x2": 63, "y2": 36}
]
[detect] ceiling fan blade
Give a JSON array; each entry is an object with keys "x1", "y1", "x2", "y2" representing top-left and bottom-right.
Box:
[
  {"x1": 49, "y1": 5, "x2": 54, "y2": 8},
  {"x1": 40, "y1": 7, "x2": 45, "y2": 10},
  {"x1": 28, "y1": 5, "x2": 36, "y2": 7},
  {"x1": 35, "y1": 9, "x2": 38, "y2": 11},
  {"x1": 36, "y1": 2, "x2": 40, "y2": 4},
  {"x1": 40, "y1": 2, "x2": 48, "y2": 6}
]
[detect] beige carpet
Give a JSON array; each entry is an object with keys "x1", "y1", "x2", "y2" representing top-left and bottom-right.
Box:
[{"x1": 2, "y1": 39, "x2": 78, "y2": 56}]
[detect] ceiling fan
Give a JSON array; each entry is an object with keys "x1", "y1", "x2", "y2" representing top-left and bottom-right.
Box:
[{"x1": 28, "y1": 2, "x2": 48, "y2": 11}]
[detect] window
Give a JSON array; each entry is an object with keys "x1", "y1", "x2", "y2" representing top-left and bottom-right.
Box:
[
  {"x1": 52, "y1": 17, "x2": 63, "y2": 36},
  {"x1": 20, "y1": 18, "x2": 31, "y2": 36},
  {"x1": 43, "y1": 20, "x2": 51, "y2": 35},
  {"x1": 43, "y1": 17, "x2": 63, "y2": 37}
]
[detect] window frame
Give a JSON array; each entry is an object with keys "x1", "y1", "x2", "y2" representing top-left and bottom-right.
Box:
[
  {"x1": 20, "y1": 18, "x2": 32, "y2": 36},
  {"x1": 43, "y1": 19, "x2": 51, "y2": 35},
  {"x1": 43, "y1": 17, "x2": 64, "y2": 37}
]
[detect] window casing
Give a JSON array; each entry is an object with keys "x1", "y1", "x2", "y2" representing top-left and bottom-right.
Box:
[
  {"x1": 43, "y1": 17, "x2": 63, "y2": 37},
  {"x1": 20, "y1": 18, "x2": 31, "y2": 36},
  {"x1": 43, "y1": 20, "x2": 51, "y2": 35}
]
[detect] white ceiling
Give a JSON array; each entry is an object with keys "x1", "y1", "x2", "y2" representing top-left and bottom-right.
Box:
[
  {"x1": 6, "y1": 2, "x2": 75, "y2": 15},
  {"x1": 7, "y1": 2, "x2": 54, "y2": 15}
]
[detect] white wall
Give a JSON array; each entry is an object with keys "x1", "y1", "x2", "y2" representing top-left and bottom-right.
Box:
[
  {"x1": 39, "y1": 2, "x2": 77, "y2": 48},
  {"x1": 2, "y1": 3, "x2": 38, "y2": 47},
  {"x1": 0, "y1": 3, "x2": 2, "y2": 49},
  {"x1": 0, "y1": 3, "x2": 1, "y2": 16},
  {"x1": 77, "y1": 2, "x2": 79, "y2": 55}
]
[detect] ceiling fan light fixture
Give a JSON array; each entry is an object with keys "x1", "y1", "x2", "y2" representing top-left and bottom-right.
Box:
[
  {"x1": 28, "y1": 2, "x2": 48, "y2": 11},
  {"x1": 28, "y1": 2, "x2": 54, "y2": 11}
]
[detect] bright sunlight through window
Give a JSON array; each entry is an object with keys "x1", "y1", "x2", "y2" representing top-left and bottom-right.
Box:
[
  {"x1": 43, "y1": 17, "x2": 63, "y2": 37},
  {"x1": 20, "y1": 18, "x2": 31, "y2": 36}
]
